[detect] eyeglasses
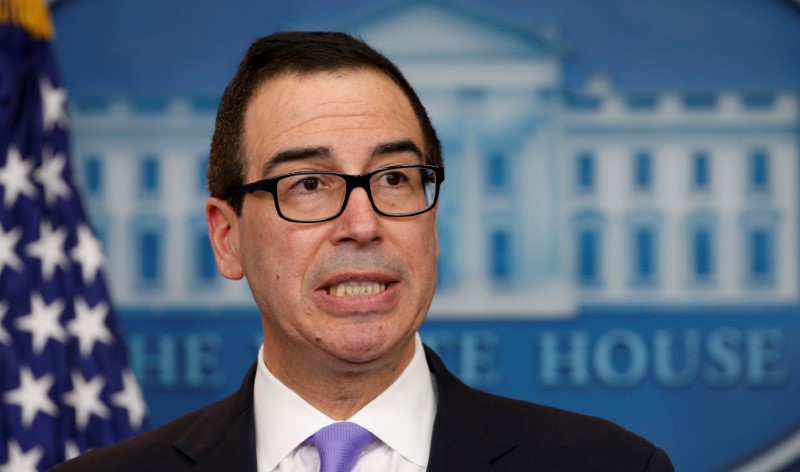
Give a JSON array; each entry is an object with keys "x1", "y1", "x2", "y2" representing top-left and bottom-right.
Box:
[{"x1": 234, "y1": 164, "x2": 444, "y2": 223}]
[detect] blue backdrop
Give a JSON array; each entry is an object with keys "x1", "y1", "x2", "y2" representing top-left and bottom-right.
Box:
[{"x1": 50, "y1": 1, "x2": 800, "y2": 471}]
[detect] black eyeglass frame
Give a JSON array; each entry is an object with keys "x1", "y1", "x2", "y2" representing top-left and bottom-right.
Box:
[{"x1": 233, "y1": 164, "x2": 445, "y2": 223}]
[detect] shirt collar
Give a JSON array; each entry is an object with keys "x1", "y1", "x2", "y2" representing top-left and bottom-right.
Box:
[{"x1": 253, "y1": 334, "x2": 437, "y2": 471}]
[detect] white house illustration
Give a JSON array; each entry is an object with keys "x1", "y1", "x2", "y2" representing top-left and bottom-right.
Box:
[{"x1": 69, "y1": 0, "x2": 799, "y2": 318}]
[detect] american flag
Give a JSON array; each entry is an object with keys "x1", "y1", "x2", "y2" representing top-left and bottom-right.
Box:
[{"x1": 0, "y1": 1, "x2": 148, "y2": 470}]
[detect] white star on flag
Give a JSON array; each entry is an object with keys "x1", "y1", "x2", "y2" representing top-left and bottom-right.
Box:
[
  {"x1": 0, "y1": 440, "x2": 43, "y2": 472},
  {"x1": 24, "y1": 219, "x2": 69, "y2": 280},
  {"x1": 0, "y1": 224, "x2": 23, "y2": 274},
  {"x1": 63, "y1": 370, "x2": 110, "y2": 431},
  {"x1": 111, "y1": 369, "x2": 148, "y2": 430},
  {"x1": 0, "y1": 302, "x2": 10, "y2": 345},
  {"x1": 67, "y1": 297, "x2": 113, "y2": 357},
  {"x1": 33, "y1": 147, "x2": 71, "y2": 206},
  {"x1": 14, "y1": 293, "x2": 66, "y2": 354},
  {"x1": 0, "y1": 145, "x2": 37, "y2": 208},
  {"x1": 3, "y1": 367, "x2": 58, "y2": 429},
  {"x1": 69, "y1": 224, "x2": 105, "y2": 284},
  {"x1": 39, "y1": 77, "x2": 69, "y2": 132},
  {"x1": 64, "y1": 440, "x2": 81, "y2": 462}
]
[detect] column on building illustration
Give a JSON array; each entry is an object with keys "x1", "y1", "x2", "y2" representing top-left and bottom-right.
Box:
[
  {"x1": 434, "y1": 127, "x2": 461, "y2": 290},
  {"x1": 458, "y1": 88, "x2": 488, "y2": 293},
  {"x1": 518, "y1": 90, "x2": 566, "y2": 293},
  {"x1": 742, "y1": 149, "x2": 776, "y2": 286},
  {"x1": 484, "y1": 145, "x2": 513, "y2": 285},
  {"x1": 570, "y1": 147, "x2": 603, "y2": 289}
]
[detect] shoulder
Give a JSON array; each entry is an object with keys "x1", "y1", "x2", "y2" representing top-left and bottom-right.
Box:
[
  {"x1": 483, "y1": 389, "x2": 654, "y2": 454},
  {"x1": 477, "y1": 389, "x2": 672, "y2": 470},
  {"x1": 52, "y1": 390, "x2": 243, "y2": 471},
  {"x1": 425, "y1": 346, "x2": 673, "y2": 470}
]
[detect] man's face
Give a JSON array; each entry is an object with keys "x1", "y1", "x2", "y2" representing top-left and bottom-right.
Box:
[{"x1": 209, "y1": 70, "x2": 438, "y2": 376}]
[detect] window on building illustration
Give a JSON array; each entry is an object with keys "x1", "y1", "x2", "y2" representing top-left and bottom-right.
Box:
[
  {"x1": 490, "y1": 230, "x2": 511, "y2": 281},
  {"x1": 633, "y1": 151, "x2": 652, "y2": 191},
  {"x1": 73, "y1": 96, "x2": 110, "y2": 114},
  {"x1": 436, "y1": 225, "x2": 456, "y2": 289},
  {"x1": 683, "y1": 93, "x2": 716, "y2": 110},
  {"x1": 749, "y1": 150, "x2": 770, "y2": 192},
  {"x1": 749, "y1": 228, "x2": 774, "y2": 281},
  {"x1": 84, "y1": 156, "x2": 103, "y2": 196},
  {"x1": 564, "y1": 92, "x2": 600, "y2": 110},
  {"x1": 686, "y1": 212, "x2": 717, "y2": 285},
  {"x1": 140, "y1": 155, "x2": 160, "y2": 195},
  {"x1": 198, "y1": 156, "x2": 208, "y2": 194},
  {"x1": 740, "y1": 211, "x2": 778, "y2": 287},
  {"x1": 742, "y1": 92, "x2": 774, "y2": 110},
  {"x1": 138, "y1": 229, "x2": 162, "y2": 283},
  {"x1": 577, "y1": 228, "x2": 600, "y2": 285},
  {"x1": 692, "y1": 227, "x2": 714, "y2": 280},
  {"x1": 692, "y1": 151, "x2": 710, "y2": 191},
  {"x1": 132, "y1": 97, "x2": 168, "y2": 114},
  {"x1": 575, "y1": 152, "x2": 595, "y2": 192},
  {"x1": 633, "y1": 227, "x2": 657, "y2": 283},
  {"x1": 486, "y1": 152, "x2": 509, "y2": 193},
  {"x1": 625, "y1": 94, "x2": 658, "y2": 111},
  {"x1": 572, "y1": 211, "x2": 605, "y2": 288},
  {"x1": 196, "y1": 229, "x2": 217, "y2": 284}
]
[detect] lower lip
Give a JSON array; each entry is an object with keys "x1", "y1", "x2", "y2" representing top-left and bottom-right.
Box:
[{"x1": 311, "y1": 282, "x2": 400, "y2": 314}]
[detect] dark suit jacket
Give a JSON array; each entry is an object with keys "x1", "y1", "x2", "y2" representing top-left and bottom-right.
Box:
[{"x1": 53, "y1": 346, "x2": 674, "y2": 471}]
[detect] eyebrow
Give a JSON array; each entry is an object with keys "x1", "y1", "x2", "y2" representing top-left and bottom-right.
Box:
[
  {"x1": 261, "y1": 139, "x2": 425, "y2": 178},
  {"x1": 371, "y1": 139, "x2": 424, "y2": 161},
  {"x1": 261, "y1": 146, "x2": 332, "y2": 178}
]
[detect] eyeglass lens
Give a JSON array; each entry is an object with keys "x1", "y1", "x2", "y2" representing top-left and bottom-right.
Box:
[{"x1": 275, "y1": 166, "x2": 437, "y2": 221}]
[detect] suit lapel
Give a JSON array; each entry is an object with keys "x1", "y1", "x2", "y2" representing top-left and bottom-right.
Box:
[
  {"x1": 171, "y1": 363, "x2": 259, "y2": 472},
  {"x1": 424, "y1": 346, "x2": 518, "y2": 471}
]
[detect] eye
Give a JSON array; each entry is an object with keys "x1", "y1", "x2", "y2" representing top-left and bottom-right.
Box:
[
  {"x1": 300, "y1": 177, "x2": 320, "y2": 191},
  {"x1": 383, "y1": 171, "x2": 407, "y2": 186},
  {"x1": 287, "y1": 175, "x2": 322, "y2": 191}
]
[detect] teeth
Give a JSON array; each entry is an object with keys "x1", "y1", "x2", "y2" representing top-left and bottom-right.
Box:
[{"x1": 329, "y1": 281, "x2": 387, "y2": 297}]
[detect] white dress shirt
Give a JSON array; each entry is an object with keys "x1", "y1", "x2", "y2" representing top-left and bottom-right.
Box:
[{"x1": 253, "y1": 334, "x2": 437, "y2": 472}]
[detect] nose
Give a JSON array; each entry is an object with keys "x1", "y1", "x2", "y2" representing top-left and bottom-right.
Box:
[{"x1": 330, "y1": 187, "x2": 383, "y2": 246}]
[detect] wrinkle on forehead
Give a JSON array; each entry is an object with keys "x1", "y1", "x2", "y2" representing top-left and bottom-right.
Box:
[
  {"x1": 259, "y1": 138, "x2": 424, "y2": 179},
  {"x1": 242, "y1": 70, "x2": 422, "y2": 177},
  {"x1": 248, "y1": 72, "x2": 399, "y2": 128}
]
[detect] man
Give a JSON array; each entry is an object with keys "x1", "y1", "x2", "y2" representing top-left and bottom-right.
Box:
[{"x1": 55, "y1": 32, "x2": 673, "y2": 471}]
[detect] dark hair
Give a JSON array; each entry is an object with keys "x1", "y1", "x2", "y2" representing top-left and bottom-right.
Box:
[{"x1": 207, "y1": 31, "x2": 443, "y2": 214}]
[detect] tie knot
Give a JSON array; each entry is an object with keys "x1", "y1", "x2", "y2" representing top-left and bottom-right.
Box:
[{"x1": 306, "y1": 422, "x2": 374, "y2": 472}]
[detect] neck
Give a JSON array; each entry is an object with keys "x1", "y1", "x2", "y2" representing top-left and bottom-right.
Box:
[{"x1": 263, "y1": 337, "x2": 416, "y2": 420}]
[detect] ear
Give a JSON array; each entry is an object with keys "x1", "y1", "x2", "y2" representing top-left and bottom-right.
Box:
[{"x1": 206, "y1": 197, "x2": 245, "y2": 280}]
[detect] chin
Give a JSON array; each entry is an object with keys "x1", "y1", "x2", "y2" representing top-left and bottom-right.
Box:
[{"x1": 327, "y1": 330, "x2": 401, "y2": 366}]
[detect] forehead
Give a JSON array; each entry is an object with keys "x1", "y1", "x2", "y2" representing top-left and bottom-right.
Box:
[{"x1": 242, "y1": 69, "x2": 423, "y2": 175}]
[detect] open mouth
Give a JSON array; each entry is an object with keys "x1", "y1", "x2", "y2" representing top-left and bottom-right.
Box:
[{"x1": 327, "y1": 281, "x2": 388, "y2": 297}]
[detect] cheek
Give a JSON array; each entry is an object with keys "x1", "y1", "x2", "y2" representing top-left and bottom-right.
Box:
[
  {"x1": 240, "y1": 220, "x2": 288, "y2": 286},
  {"x1": 400, "y1": 221, "x2": 439, "y2": 275},
  {"x1": 257, "y1": 226, "x2": 321, "y2": 291}
]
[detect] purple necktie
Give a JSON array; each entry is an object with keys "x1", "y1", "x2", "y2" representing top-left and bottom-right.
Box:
[{"x1": 305, "y1": 422, "x2": 374, "y2": 472}]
